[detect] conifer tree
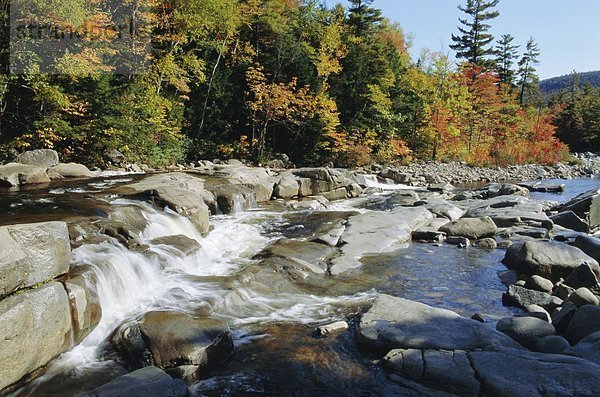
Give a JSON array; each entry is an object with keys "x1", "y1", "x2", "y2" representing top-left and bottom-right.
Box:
[
  {"x1": 495, "y1": 34, "x2": 519, "y2": 86},
  {"x1": 450, "y1": 0, "x2": 500, "y2": 68},
  {"x1": 518, "y1": 36, "x2": 541, "y2": 104},
  {"x1": 348, "y1": 0, "x2": 383, "y2": 36}
]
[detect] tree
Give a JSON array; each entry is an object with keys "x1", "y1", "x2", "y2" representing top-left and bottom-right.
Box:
[
  {"x1": 518, "y1": 36, "x2": 541, "y2": 105},
  {"x1": 450, "y1": 0, "x2": 500, "y2": 67},
  {"x1": 495, "y1": 34, "x2": 520, "y2": 86},
  {"x1": 348, "y1": 0, "x2": 383, "y2": 36}
]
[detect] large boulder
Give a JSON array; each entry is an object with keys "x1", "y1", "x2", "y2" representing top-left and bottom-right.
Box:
[
  {"x1": 292, "y1": 168, "x2": 353, "y2": 196},
  {"x1": 560, "y1": 188, "x2": 600, "y2": 230},
  {"x1": 565, "y1": 305, "x2": 600, "y2": 345},
  {"x1": 567, "y1": 331, "x2": 600, "y2": 365},
  {"x1": 574, "y1": 235, "x2": 600, "y2": 263},
  {"x1": 273, "y1": 175, "x2": 299, "y2": 199},
  {"x1": 439, "y1": 217, "x2": 497, "y2": 240},
  {"x1": 76, "y1": 366, "x2": 188, "y2": 397},
  {"x1": 0, "y1": 283, "x2": 74, "y2": 390},
  {"x1": 496, "y1": 316, "x2": 556, "y2": 349},
  {"x1": 212, "y1": 184, "x2": 256, "y2": 214},
  {"x1": 112, "y1": 311, "x2": 233, "y2": 384},
  {"x1": 16, "y1": 149, "x2": 60, "y2": 168},
  {"x1": 469, "y1": 347, "x2": 600, "y2": 397},
  {"x1": 216, "y1": 166, "x2": 275, "y2": 202},
  {"x1": 118, "y1": 173, "x2": 211, "y2": 234},
  {"x1": 357, "y1": 294, "x2": 521, "y2": 352},
  {"x1": 49, "y1": 163, "x2": 95, "y2": 178},
  {"x1": 551, "y1": 211, "x2": 590, "y2": 233},
  {"x1": 0, "y1": 162, "x2": 51, "y2": 187},
  {"x1": 0, "y1": 221, "x2": 71, "y2": 297},
  {"x1": 330, "y1": 207, "x2": 432, "y2": 275},
  {"x1": 502, "y1": 241, "x2": 599, "y2": 282}
]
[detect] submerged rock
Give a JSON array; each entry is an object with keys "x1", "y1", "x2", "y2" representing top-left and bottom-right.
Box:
[{"x1": 357, "y1": 294, "x2": 521, "y2": 351}]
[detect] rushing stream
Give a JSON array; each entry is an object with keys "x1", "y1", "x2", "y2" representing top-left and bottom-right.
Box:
[{"x1": 3, "y1": 175, "x2": 599, "y2": 396}]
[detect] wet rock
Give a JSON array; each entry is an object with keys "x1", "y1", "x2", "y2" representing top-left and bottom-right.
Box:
[
  {"x1": 288, "y1": 196, "x2": 329, "y2": 211},
  {"x1": 526, "y1": 275, "x2": 554, "y2": 293},
  {"x1": 568, "y1": 287, "x2": 600, "y2": 307},
  {"x1": 446, "y1": 236, "x2": 471, "y2": 248},
  {"x1": 565, "y1": 305, "x2": 600, "y2": 344},
  {"x1": 219, "y1": 166, "x2": 275, "y2": 202},
  {"x1": 567, "y1": 331, "x2": 600, "y2": 365},
  {"x1": 534, "y1": 335, "x2": 570, "y2": 354},
  {"x1": 320, "y1": 187, "x2": 349, "y2": 201},
  {"x1": 439, "y1": 217, "x2": 497, "y2": 240},
  {"x1": 560, "y1": 188, "x2": 600, "y2": 230},
  {"x1": 273, "y1": 175, "x2": 299, "y2": 199},
  {"x1": 76, "y1": 366, "x2": 188, "y2": 397},
  {"x1": 468, "y1": 347, "x2": 600, "y2": 397},
  {"x1": 330, "y1": 207, "x2": 432, "y2": 275},
  {"x1": 0, "y1": 283, "x2": 73, "y2": 390},
  {"x1": 312, "y1": 223, "x2": 345, "y2": 247},
  {"x1": 346, "y1": 183, "x2": 364, "y2": 198},
  {"x1": 149, "y1": 235, "x2": 202, "y2": 257},
  {"x1": 49, "y1": 163, "x2": 94, "y2": 178},
  {"x1": 503, "y1": 285, "x2": 563, "y2": 312},
  {"x1": 573, "y1": 235, "x2": 600, "y2": 263},
  {"x1": 212, "y1": 184, "x2": 256, "y2": 214},
  {"x1": 64, "y1": 267, "x2": 102, "y2": 344},
  {"x1": 383, "y1": 349, "x2": 480, "y2": 397},
  {"x1": 256, "y1": 239, "x2": 335, "y2": 274},
  {"x1": 0, "y1": 221, "x2": 71, "y2": 297},
  {"x1": 484, "y1": 183, "x2": 530, "y2": 198},
  {"x1": 112, "y1": 311, "x2": 233, "y2": 385},
  {"x1": 16, "y1": 149, "x2": 59, "y2": 168},
  {"x1": 427, "y1": 183, "x2": 454, "y2": 192},
  {"x1": 496, "y1": 316, "x2": 556, "y2": 349},
  {"x1": 473, "y1": 238, "x2": 497, "y2": 250},
  {"x1": 357, "y1": 294, "x2": 521, "y2": 352},
  {"x1": 119, "y1": 173, "x2": 211, "y2": 234},
  {"x1": 502, "y1": 241, "x2": 599, "y2": 282},
  {"x1": 0, "y1": 162, "x2": 51, "y2": 187},
  {"x1": 316, "y1": 321, "x2": 349, "y2": 336},
  {"x1": 550, "y1": 211, "x2": 589, "y2": 233},
  {"x1": 518, "y1": 180, "x2": 565, "y2": 193}
]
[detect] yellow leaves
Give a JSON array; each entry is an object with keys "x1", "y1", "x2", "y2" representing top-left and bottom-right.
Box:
[{"x1": 315, "y1": 21, "x2": 347, "y2": 79}]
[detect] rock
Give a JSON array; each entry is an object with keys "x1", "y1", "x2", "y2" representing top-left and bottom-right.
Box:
[
  {"x1": 346, "y1": 183, "x2": 364, "y2": 198},
  {"x1": 16, "y1": 149, "x2": 59, "y2": 168},
  {"x1": 427, "y1": 183, "x2": 455, "y2": 192},
  {"x1": 383, "y1": 349, "x2": 480, "y2": 397},
  {"x1": 357, "y1": 294, "x2": 521, "y2": 352},
  {"x1": 503, "y1": 285, "x2": 563, "y2": 312},
  {"x1": 484, "y1": 183, "x2": 530, "y2": 198},
  {"x1": 534, "y1": 335, "x2": 570, "y2": 354},
  {"x1": 496, "y1": 316, "x2": 556, "y2": 349},
  {"x1": 112, "y1": 311, "x2": 233, "y2": 384},
  {"x1": 439, "y1": 217, "x2": 497, "y2": 240},
  {"x1": 0, "y1": 221, "x2": 71, "y2": 297},
  {"x1": 289, "y1": 196, "x2": 329, "y2": 211},
  {"x1": 565, "y1": 305, "x2": 600, "y2": 345},
  {"x1": 560, "y1": 188, "x2": 600, "y2": 230},
  {"x1": 76, "y1": 366, "x2": 188, "y2": 397},
  {"x1": 518, "y1": 180, "x2": 565, "y2": 193},
  {"x1": 316, "y1": 321, "x2": 349, "y2": 336},
  {"x1": 217, "y1": 166, "x2": 275, "y2": 202},
  {"x1": 446, "y1": 236, "x2": 471, "y2": 247},
  {"x1": 473, "y1": 237, "x2": 497, "y2": 250},
  {"x1": 553, "y1": 283, "x2": 576, "y2": 300},
  {"x1": 524, "y1": 304, "x2": 552, "y2": 322},
  {"x1": 379, "y1": 168, "x2": 411, "y2": 184},
  {"x1": 568, "y1": 287, "x2": 600, "y2": 307},
  {"x1": 0, "y1": 162, "x2": 51, "y2": 187},
  {"x1": 330, "y1": 207, "x2": 432, "y2": 275},
  {"x1": 552, "y1": 302, "x2": 578, "y2": 334},
  {"x1": 256, "y1": 239, "x2": 335, "y2": 274},
  {"x1": 469, "y1": 347, "x2": 600, "y2": 397},
  {"x1": 118, "y1": 173, "x2": 211, "y2": 234},
  {"x1": 550, "y1": 211, "x2": 590, "y2": 233},
  {"x1": 312, "y1": 224, "x2": 345, "y2": 247},
  {"x1": 526, "y1": 275, "x2": 554, "y2": 293},
  {"x1": 502, "y1": 241, "x2": 599, "y2": 282},
  {"x1": 567, "y1": 331, "x2": 600, "y2": 365},
  {"x1": 471, "y1": 313, "x2": 486, "y2": 323},
  {"x1": 212, "y1": 184, "x2": 256, "y2": 214},
  {"x1": 320, "y1": 187, "x2": 349, "y2": 201},
  {"x1": 417, "y1": 199, "x2": 465, "y2": 221},
  {"x1": 105, "y1": 149, "x2": 127, "y2": 166},
  {"x1": 574, "y1": 235, "x2": 600, "y2": 263},
  {"x1": 0, "y1": 283, "x2": 73, "y2": 390},
  {"x1": 49, "y1": 163, "x2": 95, "y2": 178},
  {"x1": 149, "y1": 235, "x2": 202, "y2": 256},
  {"x1": 64, "y1": 267, "x2": 102, "y2": 344},
  {"x1": 292, "y1": 168, "x2": 354, "y2": 195},
  {"x1": 563, "y1": 263, "x2": 600, "y2": 290},
  {"x1": 273, "y1": 175, "x2": 299, "y2": 199}
]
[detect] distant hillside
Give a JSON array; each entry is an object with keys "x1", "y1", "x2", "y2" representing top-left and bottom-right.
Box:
[{"x1": 540, "y1": 70, "x2": 600, "y2": 96}]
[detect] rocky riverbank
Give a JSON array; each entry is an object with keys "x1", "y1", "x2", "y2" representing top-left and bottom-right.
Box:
[{"x1": 1, "y1": 149, "x2": 600, "y2": 396}]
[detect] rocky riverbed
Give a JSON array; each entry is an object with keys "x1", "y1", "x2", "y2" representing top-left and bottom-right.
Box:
[{"x1": 1, "y1": 150, "x2": 600, "y2": 396}]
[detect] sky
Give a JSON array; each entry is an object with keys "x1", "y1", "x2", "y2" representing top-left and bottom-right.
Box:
[{"x1": 325, "y1": 0, "x2": 600, "y2": 80}]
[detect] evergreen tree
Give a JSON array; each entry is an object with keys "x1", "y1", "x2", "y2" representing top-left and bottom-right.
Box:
[
  {"x1": 450, "y1": 0, "x2": 500, "y2": 67},
  {"x1": 518, "y1": 36, "x2": 541, "y2": 105},
  {"x1": 347, "y1": 0, "x2": 383, "y2": 36},
  {"x1": 495, "y1": 34, "x2": 519, "y2": 86}
]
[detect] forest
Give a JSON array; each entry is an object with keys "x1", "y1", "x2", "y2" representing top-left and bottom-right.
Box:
[{"x1": 0, "y1": 0, "x2": 597, "y2": 168}]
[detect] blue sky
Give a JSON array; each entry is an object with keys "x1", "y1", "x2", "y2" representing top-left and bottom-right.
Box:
[{"x1": 325, "y1": 0, "x2": 600, "y2": 80}]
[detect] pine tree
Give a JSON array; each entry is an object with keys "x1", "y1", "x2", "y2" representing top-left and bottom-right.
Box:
[
  {"x1": 495, "y1": 34, "x2": 519, "y2": 86},
  {"x1": 348, "y1": 0, "x2": 383, "y2": 36},
  {"x1": 518, "y1": 37, "x2": 541, "y2": 105},
  {"x1": 450, "y1": 0, "x2": 500, "y2": 68}
]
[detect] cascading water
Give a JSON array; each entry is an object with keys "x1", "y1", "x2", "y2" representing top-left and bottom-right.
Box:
[{"x1": 13, "y1": 198, "x2": 372, "y2": 396}]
